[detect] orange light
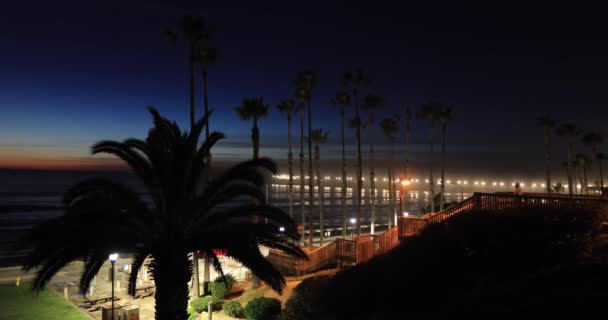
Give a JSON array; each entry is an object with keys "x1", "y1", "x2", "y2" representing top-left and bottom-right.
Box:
[{"x1": 401, "y1": 180, "x2": 411, "y2": 186}]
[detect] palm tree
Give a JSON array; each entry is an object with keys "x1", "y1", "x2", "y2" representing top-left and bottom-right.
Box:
[
  {"x1": 536, "y1": 115, "x2": 556, "y2": 193},
  {"x1": 310, "y1": 129, "x2": 329, "y2": 245},
  {"x1": 437, "y1": 104, "x2": 453, "y2": 211},
  {"x1": 297, "y1": 100, "x2": 306, "y2": 240},
  {"x1": 329, "y1": 92, "x2": 352, "y2": 238},
  {"x1": 582, "y1": 131, "x2": 603, "y2": 192},
  {"x1": 553, "y1": 182, "x2": 564, "y2": 193},
  {"x1": 598, "y1": 153, "x2": 607, "y2": 194},
  {"x1": 277, "y1": 99, "x2": 298, "y2": 219},
  {"x1": 21, "y1": 109, "x2": 305, "y2": 320},
  {"x1": 199, "y1": 47, "x2": 218, "y2": 139},
  {"x1": 362, "y1": 94, "x2": 386, "y2": 234},
  {"x1": 234, "y1": 98, "x2": 269, "y2": 160},
  {"x1": 343, "y1": 68, "x2": 371, "y2": 235},
  {"x1": 404, "y1": 106, "x2": 412, "y2": 178},
  {"x1": 294, "y1": 70, "x2": 319, "y2": 247},
  {"x1": 163, "y1": 16, "x2": 209, "y2": 129},
  {"x1": 380, "y1": 115, "x2": 399, "y2": 228},
  {"x1": 419, "y1": 103, "x2": 441, "y2": 212},
  {"x1": 556, "y1": 123, "x2": 581, "y2": 196},
  {"x1": 575, "y1": 153, "x2": 591, "y2": 194}
]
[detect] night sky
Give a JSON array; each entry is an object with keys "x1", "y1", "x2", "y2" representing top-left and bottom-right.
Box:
[{"x1": 1, "y1": 1, "x2": 608, "y2": 178}]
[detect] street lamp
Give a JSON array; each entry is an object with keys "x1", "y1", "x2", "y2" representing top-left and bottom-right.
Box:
[
  {"x1": 349, "y1": 218, "x2": 356, "y2": 238},
  {"x1": 398, "y1": 177, "x2": 412, "y2": 220},
  {"x1": 109, "y1": 253, "x2": 118, "y2": 320}
]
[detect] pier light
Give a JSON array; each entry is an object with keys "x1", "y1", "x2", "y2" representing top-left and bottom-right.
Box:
[
  {"x1": 457, "y1": 180, "x2": 461, "y2": 184},
  {"x1": 425, "y1": 179, "x2": 429, "y2": 183},
  {"x1": 403, "y1": 212, "x2": 409, "y2": 217},
  {"x1": 541, "y1": 183, "x2": 546, "y2": 188},
  {"x1": 493, "y1": 182, "x2": 497, "y2": 186},
  {"x1": 521, "y1": 183, "x2": 525, "y2": 187},
  {"x1": 279, "y1": 227, "x2": 285, "y2": 232},
  {"x1": 500, "y1": 182, "x2": 505, "y2": 186},
  {"x1": 463, "y1": 181, "x2": 468, "y2": 185},
  {"x1": 481, "y1": 181, "x2": 486, "y2": 186},
  {"x1": 532, "y1": 183, "x2": 537, "y2": 188},
  {"x1": 446, "y1": 180, "x2": 451, "y2": 184}
]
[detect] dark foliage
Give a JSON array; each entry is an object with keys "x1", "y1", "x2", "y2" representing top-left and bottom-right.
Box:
[
  {"x1": 19, "y1": 109, "x2": 306, "y2": 320},
  {"x1": 281, "y1": 275, "x2": 332, "y2": 320},
  {"x1": 294, "y1": 206, "x2": 607, "y2": 319},
  {"x1": 245, "y1": 297, "x2": 281, "y2": 320}
]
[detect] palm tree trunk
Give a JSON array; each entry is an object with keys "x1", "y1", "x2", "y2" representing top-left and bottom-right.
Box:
[
  {"x1": 600, "y1": 158, "x2": 604, "y2": 195},
  {"x1": 340, "y1": 109, "x2": 347, "y2": 238},
  {"x1": 203, "y1": 66, "x2": 210, "y2": 138},
  {"x1": 369, "y1": 112, "x2": 376, "y2": 234},
  {"x1": 405, "y1": 113, "x2": 411, "y2": 177},
  {"x1": 287, "y1": 113, "x2": 294, "y2": 218},
  {"x1": 307, "y1": 97, "x2": 315, "y2": 247},
  {"x1": 252, "y1": 118, "x2": 259, "y2": 160},
  {"x1": 429, "y1": 123, "x2": 435, "y2": 213},
  {"x1": 315, "y1": 145, "x2": 323, "y2": 246},
  {"x1": 192, "y1": 252, "x2": 200, "y2": 298},
  {"x1": 388, "y1": 139, "x2": 395, "y2": 228},
  {"x1": 299, "y1": 111, "x2": 305, "y2": 242},
  {"x1": 583, "y1": 164, "x2": 589, "y2": 195},
  {"x1": 440, "y1": 123, "x2": 446, "y2": 211},
  {"x1": 152, "y1": 250, "x2": 191, "y2": 320},
  {"x1": 354, "y1": 89, "x2": 363, "y2": 236},
  {"x1": 567, "y1": 143, "x2": 573, "y2": 196},
  {"x1": 544, "y1": 127, "x2": 552, "y2": 193},
  {"x1": 189, "y1": 60, "x2": 195, "y2": 129}
]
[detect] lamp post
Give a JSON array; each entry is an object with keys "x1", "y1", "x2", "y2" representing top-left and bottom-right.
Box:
[
  {"x1": 349, "y1": 218, "x2": 356, "y2": 238},
  {"x1": 399, "y1": 177, "x2": 411, "y2": 217},
  {"x1": 109, "y1": 253, "x2": 118, "y2": 320}
]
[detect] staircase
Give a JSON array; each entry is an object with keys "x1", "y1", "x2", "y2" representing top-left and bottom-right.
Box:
[{"x1": 267, "y1": 192, "x2": 608, "y2": 275}]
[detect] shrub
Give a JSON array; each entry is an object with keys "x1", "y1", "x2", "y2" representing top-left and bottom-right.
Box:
[
  {"x1": 191, "y1": 295, "x2": 218, "y2": 313},
  {"x1": 187, "y1": 306, "x2": 198, "y2": 320},
  {"x1": 214, "y1": 273, "x2": 236, "y2": 291},
  {"x1": 244, "y1": 297, "x2": 281, "y2": 320},
  {"x1": 282, "y1": 276, "x2": 331, "y2": 320},
  {"x1": 223, "y1": 300, "x2": 244, "y2": 318},
  {"x1": 208, "y1": 281, "x2": 230, "y2": 300}
]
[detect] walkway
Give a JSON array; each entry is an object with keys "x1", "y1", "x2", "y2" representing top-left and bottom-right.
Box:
[{"x1": 267, "y1": 192, "x2": 608, "y2": 275}]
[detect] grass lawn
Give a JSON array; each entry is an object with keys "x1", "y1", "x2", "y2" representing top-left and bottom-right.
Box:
[{"x1": 0, "y1": 284, "x2": 89, "y2": 320}]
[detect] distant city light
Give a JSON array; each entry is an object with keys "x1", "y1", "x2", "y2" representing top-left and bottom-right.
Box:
[{"x1": 350, "y1": 218, "x2": 356, "y2": 224}]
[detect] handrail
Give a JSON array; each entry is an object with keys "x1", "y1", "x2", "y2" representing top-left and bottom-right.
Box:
[{"x1": 268, "y1": 192, "x2": 608, "y2": 276}]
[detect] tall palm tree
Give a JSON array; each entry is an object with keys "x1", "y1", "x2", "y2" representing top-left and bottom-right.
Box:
[
  {"x1": 419, "y1": 103, "x2": 441, "y2": 212},
  {"x1": 277, "y1": 99, "x2": 297, "y2": 219},
  {"x1": 310, "y1": 129, "x2": 329, "y2": 246},
  {"x1": 556, "y1": 123, "x2": 581, "y2": 196},
  {"x1": 20, "y1": 109, "x2": 305, "y2": 320},
  {"x1": 297, "y1": 100, "x2": 306, "y2": 241},
  {"x1": 437, "y1": 104, "x2": 453, "y2": 211},
  {"x1": 362, "y1": 94, "x2": 386, "y2": 234},
  {"x1": 404, "y1": 106, "x2": 412, "y2": 178},
  {"x1": 536, "y1": 115, "x2": 556, "y2": 193},
  {"x1": 163, "y1": 16, "x2": 208, "y2": 129},
  {"x1": 343, "y1": 68, "x2": 371, "y2": 235},
  {"x1": 199, "y1": 47, "x2": 218, "y2": 139},
  {"x1": 380, "y1": 115, "x2": 399, "y2": 228},
  {"x1": 234, "y1": 98, "x2": 269, "y2": 160},
  {"x1": 295, "y1": 70, "x2": 319, "y2": 247},
  {"x1": 575, "y1": 153, "x2": 591, "y2": 194},
  {"x1": 329, "y1": 92, "x2": 352, "y2": 238},
  {"x1": 582, "y1": 131, "x2": 603, "y2": 192},
  {"x1": 598, "y1": 152, "x2": 606, "y2": 194}
]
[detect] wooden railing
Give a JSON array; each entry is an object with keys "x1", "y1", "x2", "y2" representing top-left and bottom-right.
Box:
[{"x1": 268, "y1": 192, "x2": 608, "y2": 275}]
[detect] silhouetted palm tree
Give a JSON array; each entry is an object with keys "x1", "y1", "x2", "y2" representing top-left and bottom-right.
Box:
[
  {"x1": 437, "y1": 104, "x2": 453, "y2": 211},
  {"x1": 419, "y1": 103, "x2": 441, "y2": 212},
  {"x1": 234, "y1": 98, "x2": 269, "y2": 160},
  {"x1": 277, "y1": 99, "x2": 298, "y2": 218},
  {"x1": 362, "y1": 94, "x2": 386, "y2": 234},
  {"x1": 575, "y1": 153, "x2": 591, "y2": 194},
  {"x1": 582, "y1": 131, "x2": 603, "y2": 192},
  {"x1": 297, "y1": 99, "x2": 306, "y2": 239},
  {"x1": 199, "y1": 47, "x2": 218, "y2": 139},
  {"x1": 330, "y1": 92, "x2": 352, "y2": 238},
  {"x1": 404, "y1": 106, "x2": 412, "y2": 177},
  {"x1": 343, "y1": 68, "x2": 371, "y2": 235},
  {"x1": 380, "y1": 115, "x2": 399, "y2": 228},
  {"x1": 163, "y1": 16, "x2": 212, "y2": 129},
  {"x1": 295, "y1": 70, "x2": 319, "y2": 247},
  {"x1": 311, "y1": 129, "x2": 329, "y2": 245},
  {"x1": 21, "y1": 109, "x2": 305, "y2": 320},
  {"x1": 536, "y1": 115, "x2": 556, "y2": 193},
  {"x1": 598, "y1": 152, "x2": 607, "y2": 193},
  {"x1": 556, "y1": 123, "x2": 581, "y2": 196}
]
